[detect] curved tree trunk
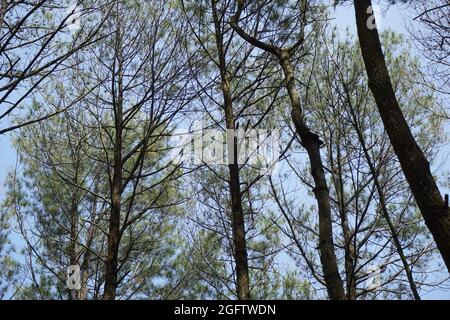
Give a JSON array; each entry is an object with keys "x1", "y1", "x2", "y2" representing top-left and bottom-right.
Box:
[
  {"x1": 230, "y1": 1, "x2": 345, "y2": 299},
  {"x1": 279, "y1": 49, "x2": 345, "y2": 300},
  {"x1": 354, "y1": 0, "x2": 450, "y2": 272}
]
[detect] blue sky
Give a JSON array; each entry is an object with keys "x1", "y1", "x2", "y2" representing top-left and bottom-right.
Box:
[
  {"x1": 0, "y1": 1, "x2": 448, "y2": 299},
  {"x1": 0, "y1": 1, "x2": 416, "y2": 211}
]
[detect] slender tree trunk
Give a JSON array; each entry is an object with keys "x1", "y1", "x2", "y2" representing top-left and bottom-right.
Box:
[
  {"x1": 68, "y1": 187, "x2": 79, "y2": 300},
  {"x1": 279, "y1": 49, "x2": 345, "y2": 300},
  {"x1": 0, "y1": 0, "x2": 6, "y2": 30},
  {"x1": 228, "y1": 156, "x2": 250, "y2": 300},
  {"x1": 103, "y1": 5, "x2": 126, "y2": 299},
  {"x1": 103, "y1": 119, "x2": 123, "y2": 300},
  {"x1": 103, "y1": 123, "x2": 123, "y2": 300},
  {"x1": 330, "y1": 139, "x2": 356, "y2": 299},
  {"x1": 78, "y1": 180, "x2": 100, "y2": 300},
  {"x1": 354, "y1": 0, "x2": 450, "y2": 272},
  {"x1": 104, "y1": 28, "x2": 124, "y2": 298},
  {"x1": 374, "y1": 175, "x2": 421, "y2": 300},
  {"x1": 211, "y1": 0, "x2": 250, "y2": 299},
  {"x1": 347, "y1": 104, "x2": 421, "y2": 299}
]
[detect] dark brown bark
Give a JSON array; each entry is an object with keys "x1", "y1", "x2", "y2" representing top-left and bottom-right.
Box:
[
  {"x1": 354, "y1": 0, "x2": 450, "y2": 272},
  {"x1": 68, "y1": 186, "x2": 79, "y2": 300},
  {"x1": 79, "y1": 178, "x2": 101, "y2": 300},
  {"x1": 212, "y1": 0, "x2": 250, "y2": 300},
  {"x1": 228, "y1": 158, "x2": 250, "y2": 300},
  {"x1": 103, "y1": 28, "x2": 124, "y2": 299},
  {"x1": 103, "y1": 114, "x2": 123, "y2": 300},
  {"x1": 103, "y1": 119, "x2": 123, "y2": 300}
]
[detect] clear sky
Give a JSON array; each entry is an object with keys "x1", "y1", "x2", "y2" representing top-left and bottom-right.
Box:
[{"x1": 0, "y1": 1, "x2": 448, "y2": 300}]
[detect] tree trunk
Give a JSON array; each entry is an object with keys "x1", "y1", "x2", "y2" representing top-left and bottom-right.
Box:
[
  {"x1": 354, "y1": 0, "x2": 450, "y2": 272},
  {"x1": 279, "y1": 49, "x2": 345, "y2": 300},
  {"x1": 103, "y1": 124, "x2": 123, "y2": 300},
  {"x1": 0, "y1": 0, "x2": 6, "y2": 30},
  {"x1": 103, "y1": 121, "x2": 122, "y2": 300},
  {"x1": 78, "y1": 180, "x2": 100, "y2": 300},
  {"x1": 228, "y1": 159, "x2": 250, "y2": 300},
  {"x1": 103, "y1": 9, "x2": 125, "y2": 299},
  {"x1": 68, "y1": 186, "x2": 79, "y2": 300},
  {"x1": 345, "y1": 95, "x2": 421, "y2": 300},
  {"x1": 223, "y1": 74, "x2": 250, "y2": 300},
  {"x1": 211, "y1": 0, "x2": 250, "y2": 299},
  {"x1": 330, "y1": 139, "x2": 356, "y2": 299}
]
